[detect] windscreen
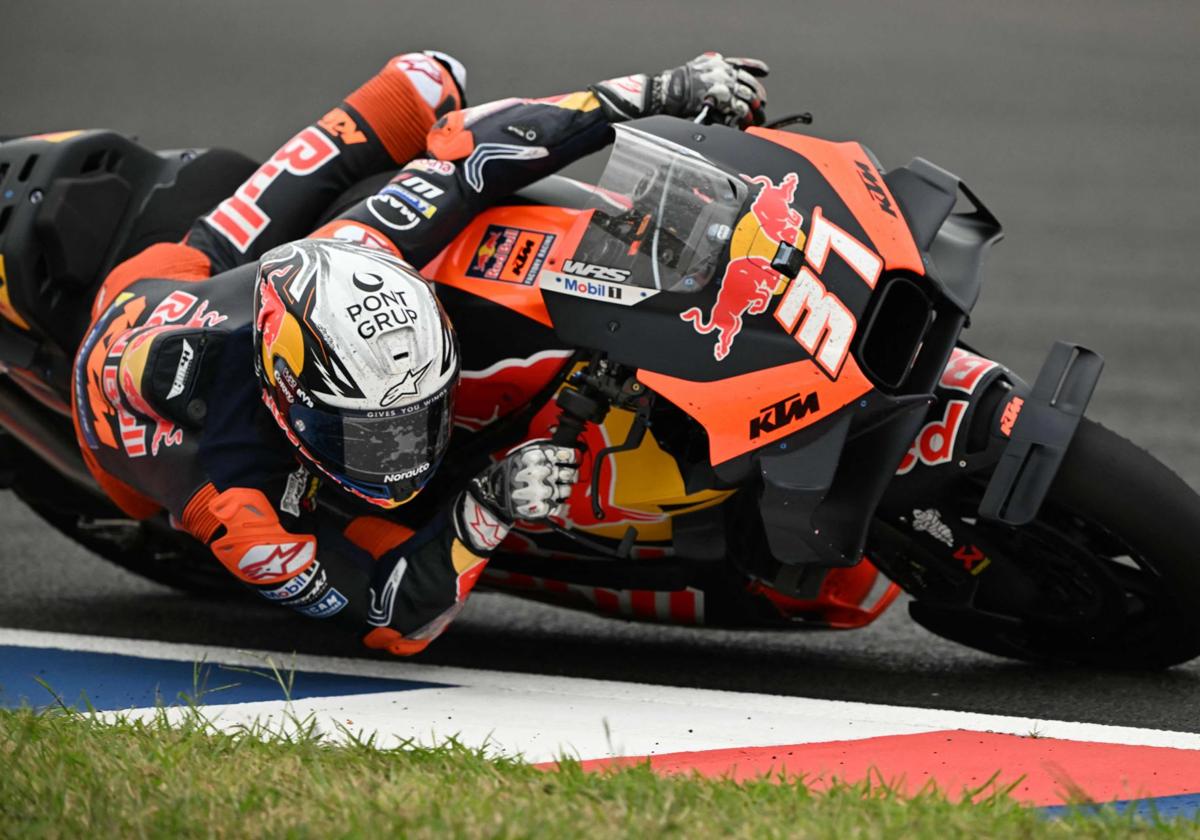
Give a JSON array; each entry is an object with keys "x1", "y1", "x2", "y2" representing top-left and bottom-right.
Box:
[{"x1": 572, "y1": 127, "x2": 748, "y2": 293}]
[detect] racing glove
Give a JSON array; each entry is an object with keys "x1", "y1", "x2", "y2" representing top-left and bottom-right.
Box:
[
  {"x1": 591, "y1": 52, "x2": 769, "y2": 128},
  {"x1": 465, "y1": 442, "x2": 579, "y2": 535}
]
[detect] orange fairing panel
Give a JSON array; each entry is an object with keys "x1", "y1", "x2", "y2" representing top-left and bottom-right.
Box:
[
  {"x1": 639, "y1": 356, "x2": 873, "y2": 466},
  {"x1": 423, "y1": 205, "x2": 591, "y2": 327},
  {"x1": 748, "y1": 129, "x2": 924, "y2": 276}
]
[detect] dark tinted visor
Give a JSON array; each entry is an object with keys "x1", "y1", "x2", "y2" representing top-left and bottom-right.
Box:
[{"x1": 288, "y1": 385, "x2": 453, "y2": 492}]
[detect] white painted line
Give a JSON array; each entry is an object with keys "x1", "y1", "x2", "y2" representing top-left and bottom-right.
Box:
[{"x1": 4, "y1": 627, "x2": 1199, "y2": 763}]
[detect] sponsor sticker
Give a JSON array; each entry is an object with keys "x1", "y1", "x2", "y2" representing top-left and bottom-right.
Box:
[
  {"x1": 896, "y1": 400, "x2": 969, "y2": 475},
  {"x1": 286, "y1": 569, "x2": 331, "y2": 607},
  {"x1": 940, "y1": 348, "x2": 1000, "y2": 394},
  {"x1": 749, "y1": 392, "x2": 820, "y2": 440},
  {"x1": 407, "y1": 158, "x2": 456, "y2": 176},
  {"x1": 911, "y1": 508, "x2": 954, "y2": 546},
  {"x1": 465, "y1": 225, "x2": 555, "y2": 285},
  {"x1": 999, "y1": 395, "x2": 1025, "y2": 437},
  {"x1": 540, "y1": 273, "x2": 657, "y2": 306},
  {"x1": 367, "y1": 188, "x2": 422, "y2": 231},
  {"x1": 259, "y1": 564, "x2": 318, "y2": 601},
  {"x1": 294, "y1": 588, "x2": 348, "y2": 618},
  {"x1": 379, "y1": 184, "x2": 437, "y2": 220},
  {"x1": 317, "y1": 107, "x2": 367, "y2": 145},
  {"x1": 955, "y1": 544, "x2": 992, "y2": 575},
  {"x1": 561, "y1": 260, "x2": 630, "y2": 283},
  {"x1": 280, "y1": 465, "x2": 310, "y2": 517}
]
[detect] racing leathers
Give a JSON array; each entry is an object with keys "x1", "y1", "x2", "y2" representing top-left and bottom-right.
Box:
[{"x1": 71, "y1": 51, "x2": 767, "y2": 655}]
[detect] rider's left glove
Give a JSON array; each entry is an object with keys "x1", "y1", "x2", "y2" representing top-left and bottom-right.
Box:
[
  {"x1": 591, "y1": 52, "x2": 769, "y2": 128},
  {"x1": 457, "y1": 443, "x2": 580, "y2": 553}
]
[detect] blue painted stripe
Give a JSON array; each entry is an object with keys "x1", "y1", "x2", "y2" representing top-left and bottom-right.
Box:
[
  {"x1": 0, "y1": 646, "x2": 449, "y2": 711},
  {"x1": 1042, "y1": 792, "x2": 1200, "y2": 821}
]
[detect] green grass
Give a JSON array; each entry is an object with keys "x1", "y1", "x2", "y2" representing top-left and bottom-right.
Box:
[{"x1": 0, "y1": 706, "x2": 1197, "y2": 839}]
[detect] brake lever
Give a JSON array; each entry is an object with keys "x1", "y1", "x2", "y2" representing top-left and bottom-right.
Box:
[{"x1": 764, "y1": 112, "x2": 815, "y2": 130}]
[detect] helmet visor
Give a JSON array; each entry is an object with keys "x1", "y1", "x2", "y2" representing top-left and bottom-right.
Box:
[{"x1": 288, "y1": 384, "x2": 453, "y2": 495}]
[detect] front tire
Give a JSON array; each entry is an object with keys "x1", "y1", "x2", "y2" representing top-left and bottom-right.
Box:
[{"x1": 892, "y1": 419, "x2": 1200, "y2": 668}]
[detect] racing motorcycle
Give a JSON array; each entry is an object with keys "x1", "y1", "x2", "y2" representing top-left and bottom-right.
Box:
[{"x1": 1, "y1": 114, "x2": 1198, "y2": 669}]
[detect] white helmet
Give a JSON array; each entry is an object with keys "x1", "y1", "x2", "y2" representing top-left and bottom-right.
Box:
[{"x1": 254, "y1": 239, "x2": 459, "y2": 508}]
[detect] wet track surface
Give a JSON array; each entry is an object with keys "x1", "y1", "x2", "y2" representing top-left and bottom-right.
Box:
[{"x1": 2, "y1": 1, "x2": 1199, "y2": 729}]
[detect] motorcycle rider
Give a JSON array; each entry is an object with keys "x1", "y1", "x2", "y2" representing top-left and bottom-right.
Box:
[{"x1": 72, "y1": 51, "x2": 769, "y2": 655}]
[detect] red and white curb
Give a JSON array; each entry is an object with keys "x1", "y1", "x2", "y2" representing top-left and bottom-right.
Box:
[{"x1": 3, "y1": 628, "x2": 1199, "y2": 807}]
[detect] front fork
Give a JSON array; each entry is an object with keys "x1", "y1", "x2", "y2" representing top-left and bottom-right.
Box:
[{"x1": 870, "y1": 341, "x2": 1103, "y2": 608}]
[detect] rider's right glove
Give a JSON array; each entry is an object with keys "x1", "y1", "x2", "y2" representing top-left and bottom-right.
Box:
[
  {"x1": 591, "y1": 52, "x2": 769, "y2": 128},
  {"x1": 456, "y1": 442, "x2": 580, "y2": 553}
]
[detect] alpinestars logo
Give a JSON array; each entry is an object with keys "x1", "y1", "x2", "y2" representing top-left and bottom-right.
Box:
[
  {"x1": 237, "y1": 541, "x2": 315, "y2": 582},
  {"x1": 379, "y1": 361, "x2": 432, "y2": 408},
  {"x1": 460, "y1": 493, "x2": 507, "y2": 552},
  {"x1": 749, "y1": 392, "x2": 820, "y2": 439}
]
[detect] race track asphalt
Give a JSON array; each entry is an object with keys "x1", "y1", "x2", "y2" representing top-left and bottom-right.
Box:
[{"x1": 2, "y1": 1, "x2": 1199, "y2": 730}]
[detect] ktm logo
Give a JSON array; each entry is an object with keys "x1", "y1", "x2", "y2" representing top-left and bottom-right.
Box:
[
  {"x1": 855, "y1": 160, "x2": 897, "y2": 218},
  {"x1": 317, "y1": 107, "x2": 367, "y2": 145},
  {"x1": 511, "y1": 237, "x2": 534, "y2": 274},
  {"x1": 1000, "y1": 395, "x2": 1024, "y2": 437},
  {"x1": 750, "y1": 392, "x2": 821, "y2": 439},
  {"x1": 562, "y1": 260, "x2": 629, "y2": 283}
]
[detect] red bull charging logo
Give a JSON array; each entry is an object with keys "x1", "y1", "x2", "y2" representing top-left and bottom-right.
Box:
[{"x1": 680, "y1": 172, "x2": 805, "y2": 361}]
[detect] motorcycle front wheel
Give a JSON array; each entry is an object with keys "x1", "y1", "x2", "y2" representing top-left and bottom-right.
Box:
[{"x1": 889, "y1": 419, "x2": 1200, "y2": 669}]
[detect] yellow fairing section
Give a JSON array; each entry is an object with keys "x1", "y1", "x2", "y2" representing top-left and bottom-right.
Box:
[
  {"x1": 729, "y1": 212, "x2": 807, "y2": 296},
  {"x1": 579, "y1": 406, "x2": 733, "y2": 542},
  {"x1": 0, "y1": 255, "x2": 31, "y2": 330}
]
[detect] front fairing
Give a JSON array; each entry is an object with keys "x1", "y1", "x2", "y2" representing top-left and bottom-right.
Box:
[{"x1": 540, "y1": 117, "x2": 997, "y2": 573}]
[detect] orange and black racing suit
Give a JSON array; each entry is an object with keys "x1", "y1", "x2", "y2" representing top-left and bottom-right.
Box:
[{"x1": 71, "y1": 54, "x2": 646, "y2": 655}]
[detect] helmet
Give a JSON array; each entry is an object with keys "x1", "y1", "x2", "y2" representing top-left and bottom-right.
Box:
[{"x1": 253, "y1": 239, "x2": 459, "y2": 508}]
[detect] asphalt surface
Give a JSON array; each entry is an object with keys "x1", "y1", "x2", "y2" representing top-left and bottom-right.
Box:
[{"x1": 3, "y1": 1, "x2": 1200, "y2": 730}]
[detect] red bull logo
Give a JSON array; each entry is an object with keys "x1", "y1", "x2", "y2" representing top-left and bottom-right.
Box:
[
  {"x1": 745, "y1": 172, "x2": 803, "y2": 245},
  {"x1": 680, "y1": 172, "x2": 805, "y2": 361},
  {"x1": 679, "y1": 257, "x2": 776, "y2": 361},
  {"x1": 257, "y1": 280, "x2": 287, "y2": 361},
  {"x1": 472, "y1": 230, "x2": 501, "y2": 274}
]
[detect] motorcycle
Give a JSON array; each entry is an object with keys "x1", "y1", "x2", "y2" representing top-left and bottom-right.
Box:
[{"x1": 1, "y1": 113, "x2": 1197, "y2": 668}]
